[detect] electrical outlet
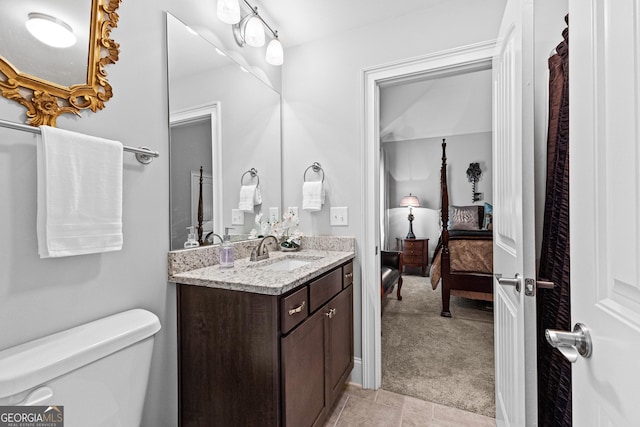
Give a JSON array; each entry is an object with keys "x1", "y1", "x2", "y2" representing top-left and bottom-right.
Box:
[
  {"x1": 231, "y1": 209, "x2": 244, "y2": 225},
  {"x1": 330, "y1": 207, "x2": 349, "y2": 226}
]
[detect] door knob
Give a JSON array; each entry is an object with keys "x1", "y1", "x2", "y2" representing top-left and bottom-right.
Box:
[
  {"x1": 495, "y1": 273, "x2": 521, "y2": 292},
  {"x1": 545, "y1": 323, "x2": 592, "y2": 363}
]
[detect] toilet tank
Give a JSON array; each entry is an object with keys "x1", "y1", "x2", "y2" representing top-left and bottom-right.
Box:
[{"x1": 0, "y1": 309, "x2": 161, "y2": 426}]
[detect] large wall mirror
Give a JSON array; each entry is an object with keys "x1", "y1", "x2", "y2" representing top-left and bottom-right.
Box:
[
  {"x1": 0, "y1": 0, "x2": 122, "y2": 126},
  {"x1": 167, "y1": 12, "x2": 282, "y2": 251}
]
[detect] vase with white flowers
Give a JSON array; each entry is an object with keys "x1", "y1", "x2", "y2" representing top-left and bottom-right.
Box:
[{"x1": 269, "y1": 209, "x2": 302, "y2": 251}]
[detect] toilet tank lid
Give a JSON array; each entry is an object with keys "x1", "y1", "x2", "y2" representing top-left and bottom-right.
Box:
[{"x1": 0, "y1": 309, "x2": 161, "y2": 399}]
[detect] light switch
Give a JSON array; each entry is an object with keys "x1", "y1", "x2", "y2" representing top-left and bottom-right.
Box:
[
  {"x1": 269, "y1": 207, "x2": 279, "y2": 221},
  {"x1": 231, "y1": 209, "x2": 244, "y2": 225},
  {"x1": 330, "y1": 207, "x2": 348, "y2": 226}
]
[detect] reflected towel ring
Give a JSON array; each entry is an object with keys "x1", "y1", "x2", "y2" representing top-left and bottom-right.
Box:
[
  {"x1": 241, "y1": 168, "x2": 259, "y2": 186},
  {"x1": 303, "y1": 162, "x2": 324, "y2": 182}
]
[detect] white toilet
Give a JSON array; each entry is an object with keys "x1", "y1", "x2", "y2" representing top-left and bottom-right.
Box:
[{"x1": 0, "y1": 309, "x2": 161, "y2": 426}]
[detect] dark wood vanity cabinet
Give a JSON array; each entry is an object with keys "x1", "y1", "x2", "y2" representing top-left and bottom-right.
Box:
[{"x1": 177, "y1": 260, "x2": 354, "y2": 427}]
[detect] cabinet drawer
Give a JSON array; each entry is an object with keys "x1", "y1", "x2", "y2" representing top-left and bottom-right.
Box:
[
  {"x1": 403, "y1": 240, "x2": 423, "y2": 250},
  {"x1": 403, "y1": 249, "x2": 423, "y2": 257},
  {"x1": 309, "y1": 268, "x2": 342, "y2": 312},
  {"x1": 403, "y1": 255, "x2": 424, "y2": 264},
  {"x1": 281, "y1": 286, "x2": 308, "y2": 334},
  {"x1": 343, "y1": 262, "x2": 353, "y2": 288}
]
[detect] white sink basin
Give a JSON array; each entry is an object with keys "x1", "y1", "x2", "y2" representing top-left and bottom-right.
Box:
[{"x1": 261, "y1": 258, "x2": 312, "y2": 271}]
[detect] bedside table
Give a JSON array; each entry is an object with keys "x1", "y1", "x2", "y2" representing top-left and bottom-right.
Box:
[{"x1": 396, "y1": 238, "x2": 429, "y2": 276}]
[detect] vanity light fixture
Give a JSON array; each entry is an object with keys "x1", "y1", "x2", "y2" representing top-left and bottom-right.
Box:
[
  {"x1": 26, "y1": 12, "x2": 76, "y2": 48},
  {"x1": 217, "y1": 0, "x2": 241, "y2": 24},
  {"x1": 218, "y1": 0, "x2": 283, "y2": 66}
]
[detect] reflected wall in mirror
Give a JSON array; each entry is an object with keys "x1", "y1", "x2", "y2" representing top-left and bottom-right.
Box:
[
  {"x1": 167, "y1": 12, "x2": 282, "y2": 251},
  {"x1": 0, "y1": 0, "x2": 122, "y2": 126}
]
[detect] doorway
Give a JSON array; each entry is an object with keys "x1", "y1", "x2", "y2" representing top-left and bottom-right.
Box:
[
  {"x1": 378, "y1": 68, "x2": 495, "y2": 416},
  {"x1": 169, "y1": 103, "x2": 223, "y2": 250},
  {"x1": 360, "y1": 40, "x2": 497, "y2": 392}
]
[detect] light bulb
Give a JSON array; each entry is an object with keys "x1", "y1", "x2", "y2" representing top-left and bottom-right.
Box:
[
  {"x1": 244, "y1": 15, "x2": 265, "y2": 47},
  {"x1": 266, "y1": 38, "x2": 283, "y2": 66},
  {"x1": 26, "y1": 13, "x2": 76, "y2": 48},
  {"x1": 217, "y1": 0, "x2": 240, "y2": 25}
]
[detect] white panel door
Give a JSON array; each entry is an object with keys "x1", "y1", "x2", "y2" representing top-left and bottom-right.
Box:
[
  {"x1": 569, "y1": 0, "x2": 640, "y2": 424},
  {"x1": 492, "y1": 0, "x2": 537, "y2": 426}
]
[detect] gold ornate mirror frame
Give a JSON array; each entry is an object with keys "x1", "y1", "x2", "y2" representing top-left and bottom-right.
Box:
[{"x1": 0, "y1": 0, "x2": 122, "y2": 127}]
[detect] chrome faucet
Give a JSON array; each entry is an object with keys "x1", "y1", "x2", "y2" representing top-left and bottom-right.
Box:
[
  {"x1": 205, "y1": 232, "x2": 224, "y2": 245},
  {"x1": 250, "y1": 235, "x2": 279, "y2": 261}
]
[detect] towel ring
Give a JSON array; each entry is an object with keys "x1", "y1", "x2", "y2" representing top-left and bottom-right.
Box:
[
  {"x1": 303, "y1": 162, "x2": 324, "y2": 183},
  {"x1": 241, "y1": 168, "x2": 259, "y2": 186}
]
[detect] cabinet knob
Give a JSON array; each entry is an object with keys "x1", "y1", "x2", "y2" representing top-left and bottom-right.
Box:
[{"x1": 325, "y1": 308, "x2": 337, "y2": 319}]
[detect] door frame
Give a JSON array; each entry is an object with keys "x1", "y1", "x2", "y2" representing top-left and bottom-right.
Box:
[
  {"x1": 359, "y1": 40, "x2": 496, "y2": 389},
  {"x1": 170, "y1": 102, "x2": 224, "y2": 237}
]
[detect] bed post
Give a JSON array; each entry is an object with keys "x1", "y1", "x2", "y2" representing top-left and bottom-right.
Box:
[{"x1": 440, "y1": 139, "x2": 452, "y2": 317}]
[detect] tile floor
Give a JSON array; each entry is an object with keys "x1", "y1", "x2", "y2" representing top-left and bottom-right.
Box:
[{"x1": 324, "y1": 384, "x2": 496, "y2": 427}]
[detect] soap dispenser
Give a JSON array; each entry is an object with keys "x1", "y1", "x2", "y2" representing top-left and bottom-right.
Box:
[
  {"x1": 219, "y1": 227, "x2": 234, "y2": 268},
  {"x1": 184, "y1": 226, "x2": 200, "y2": 249}
]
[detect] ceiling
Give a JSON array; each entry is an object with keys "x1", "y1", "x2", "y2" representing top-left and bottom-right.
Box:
[
  {"x1": 252, "y1": 0, "x2": 448, "y2": 48},
  {"x1": 0, "y1": 0, "x2": 91, "y2": 87}
]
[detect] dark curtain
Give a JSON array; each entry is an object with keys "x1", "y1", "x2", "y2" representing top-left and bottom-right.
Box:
[{"x1": 537, "y1": 15, "x2": 571, "y2": 427}]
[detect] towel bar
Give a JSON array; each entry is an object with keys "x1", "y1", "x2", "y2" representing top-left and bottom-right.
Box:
[{"x1": 0, "y1": 118, "x2": 160, "y2": 165}]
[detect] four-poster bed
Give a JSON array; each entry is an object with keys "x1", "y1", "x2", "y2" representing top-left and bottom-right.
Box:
[{"x1": 429, "y1": 140, "x2": 494, "y2": 317}]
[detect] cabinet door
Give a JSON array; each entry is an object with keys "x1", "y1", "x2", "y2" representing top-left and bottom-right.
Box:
[
  {"x1": 178, "y1": 285, "x2": 280, "y2": 427},
  {"x1": 282, "y1": 307, "x2": 326, "y2": 427},
  {"x1": 326, "y1": 285, "x2": 354, "y2": 406}
]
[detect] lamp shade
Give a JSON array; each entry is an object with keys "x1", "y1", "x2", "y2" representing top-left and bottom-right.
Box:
[
  {"x1": 244, "y1": 15, "x2": 265, "y2": 47},
  {"x1": 266, "y1": 38, "x2": 283, "y2": 65},
  {"x1": 217, "y1": 0, "x2": 241, "y2": 24},
  {"x1": 399, "y1": 194, "x2": 420, "y2": 208}
]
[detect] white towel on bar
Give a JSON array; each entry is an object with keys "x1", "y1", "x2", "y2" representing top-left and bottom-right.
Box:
[
  {"x1": 238, "y1": 184, "x2": 261, "y2": 212},
  {"x1": 37, "y1": 126, "x2": 124, "y2": 258},
  {"x1": 302, "y1": 181, "x2": 325, "y2": 211}
]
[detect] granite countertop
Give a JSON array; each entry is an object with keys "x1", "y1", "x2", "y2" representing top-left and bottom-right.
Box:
[{"x1": 169, "y1": 249, "x2": 355, "y2": 296}]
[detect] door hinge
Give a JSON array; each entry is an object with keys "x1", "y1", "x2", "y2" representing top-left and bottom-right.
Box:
[{"x1": 524, "y1": 278, "x2": 555, "y2": 296}]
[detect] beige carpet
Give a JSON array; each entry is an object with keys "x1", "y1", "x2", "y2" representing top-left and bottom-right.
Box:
[{"x1": 381, "y1": 275, "x2": 495, "y2": 418}]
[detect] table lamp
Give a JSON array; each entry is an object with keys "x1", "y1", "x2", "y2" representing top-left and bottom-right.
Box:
[{"x1": 399, "y1": 193, "x2": 420, "y2": 239}]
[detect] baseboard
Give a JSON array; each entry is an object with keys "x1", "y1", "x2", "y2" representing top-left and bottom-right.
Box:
[{"x1": 349, "y1": 357, "x2": 363, "y2": 387}]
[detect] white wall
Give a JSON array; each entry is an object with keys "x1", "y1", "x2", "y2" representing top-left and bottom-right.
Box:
[
  {"x1": 0, "y1": 1, "x2": 280, "y2": 426},
  {"x1": 383, "y1": 132, "x2": 493, "y2": 210},
  {"x1": 282, "y1": 0, "x2": 507, "y2": 364},
  {"x1": 170, "y1": 62, "x2": 282, "y2": 235}
]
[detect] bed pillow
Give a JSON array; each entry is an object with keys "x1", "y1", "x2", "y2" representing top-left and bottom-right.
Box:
[
  {"x1": 448, "y1": 205, "x2": 480, "y2": 230},
  {"x1": 483, "y1": 202, "x2": 493, "y2": 229}
]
